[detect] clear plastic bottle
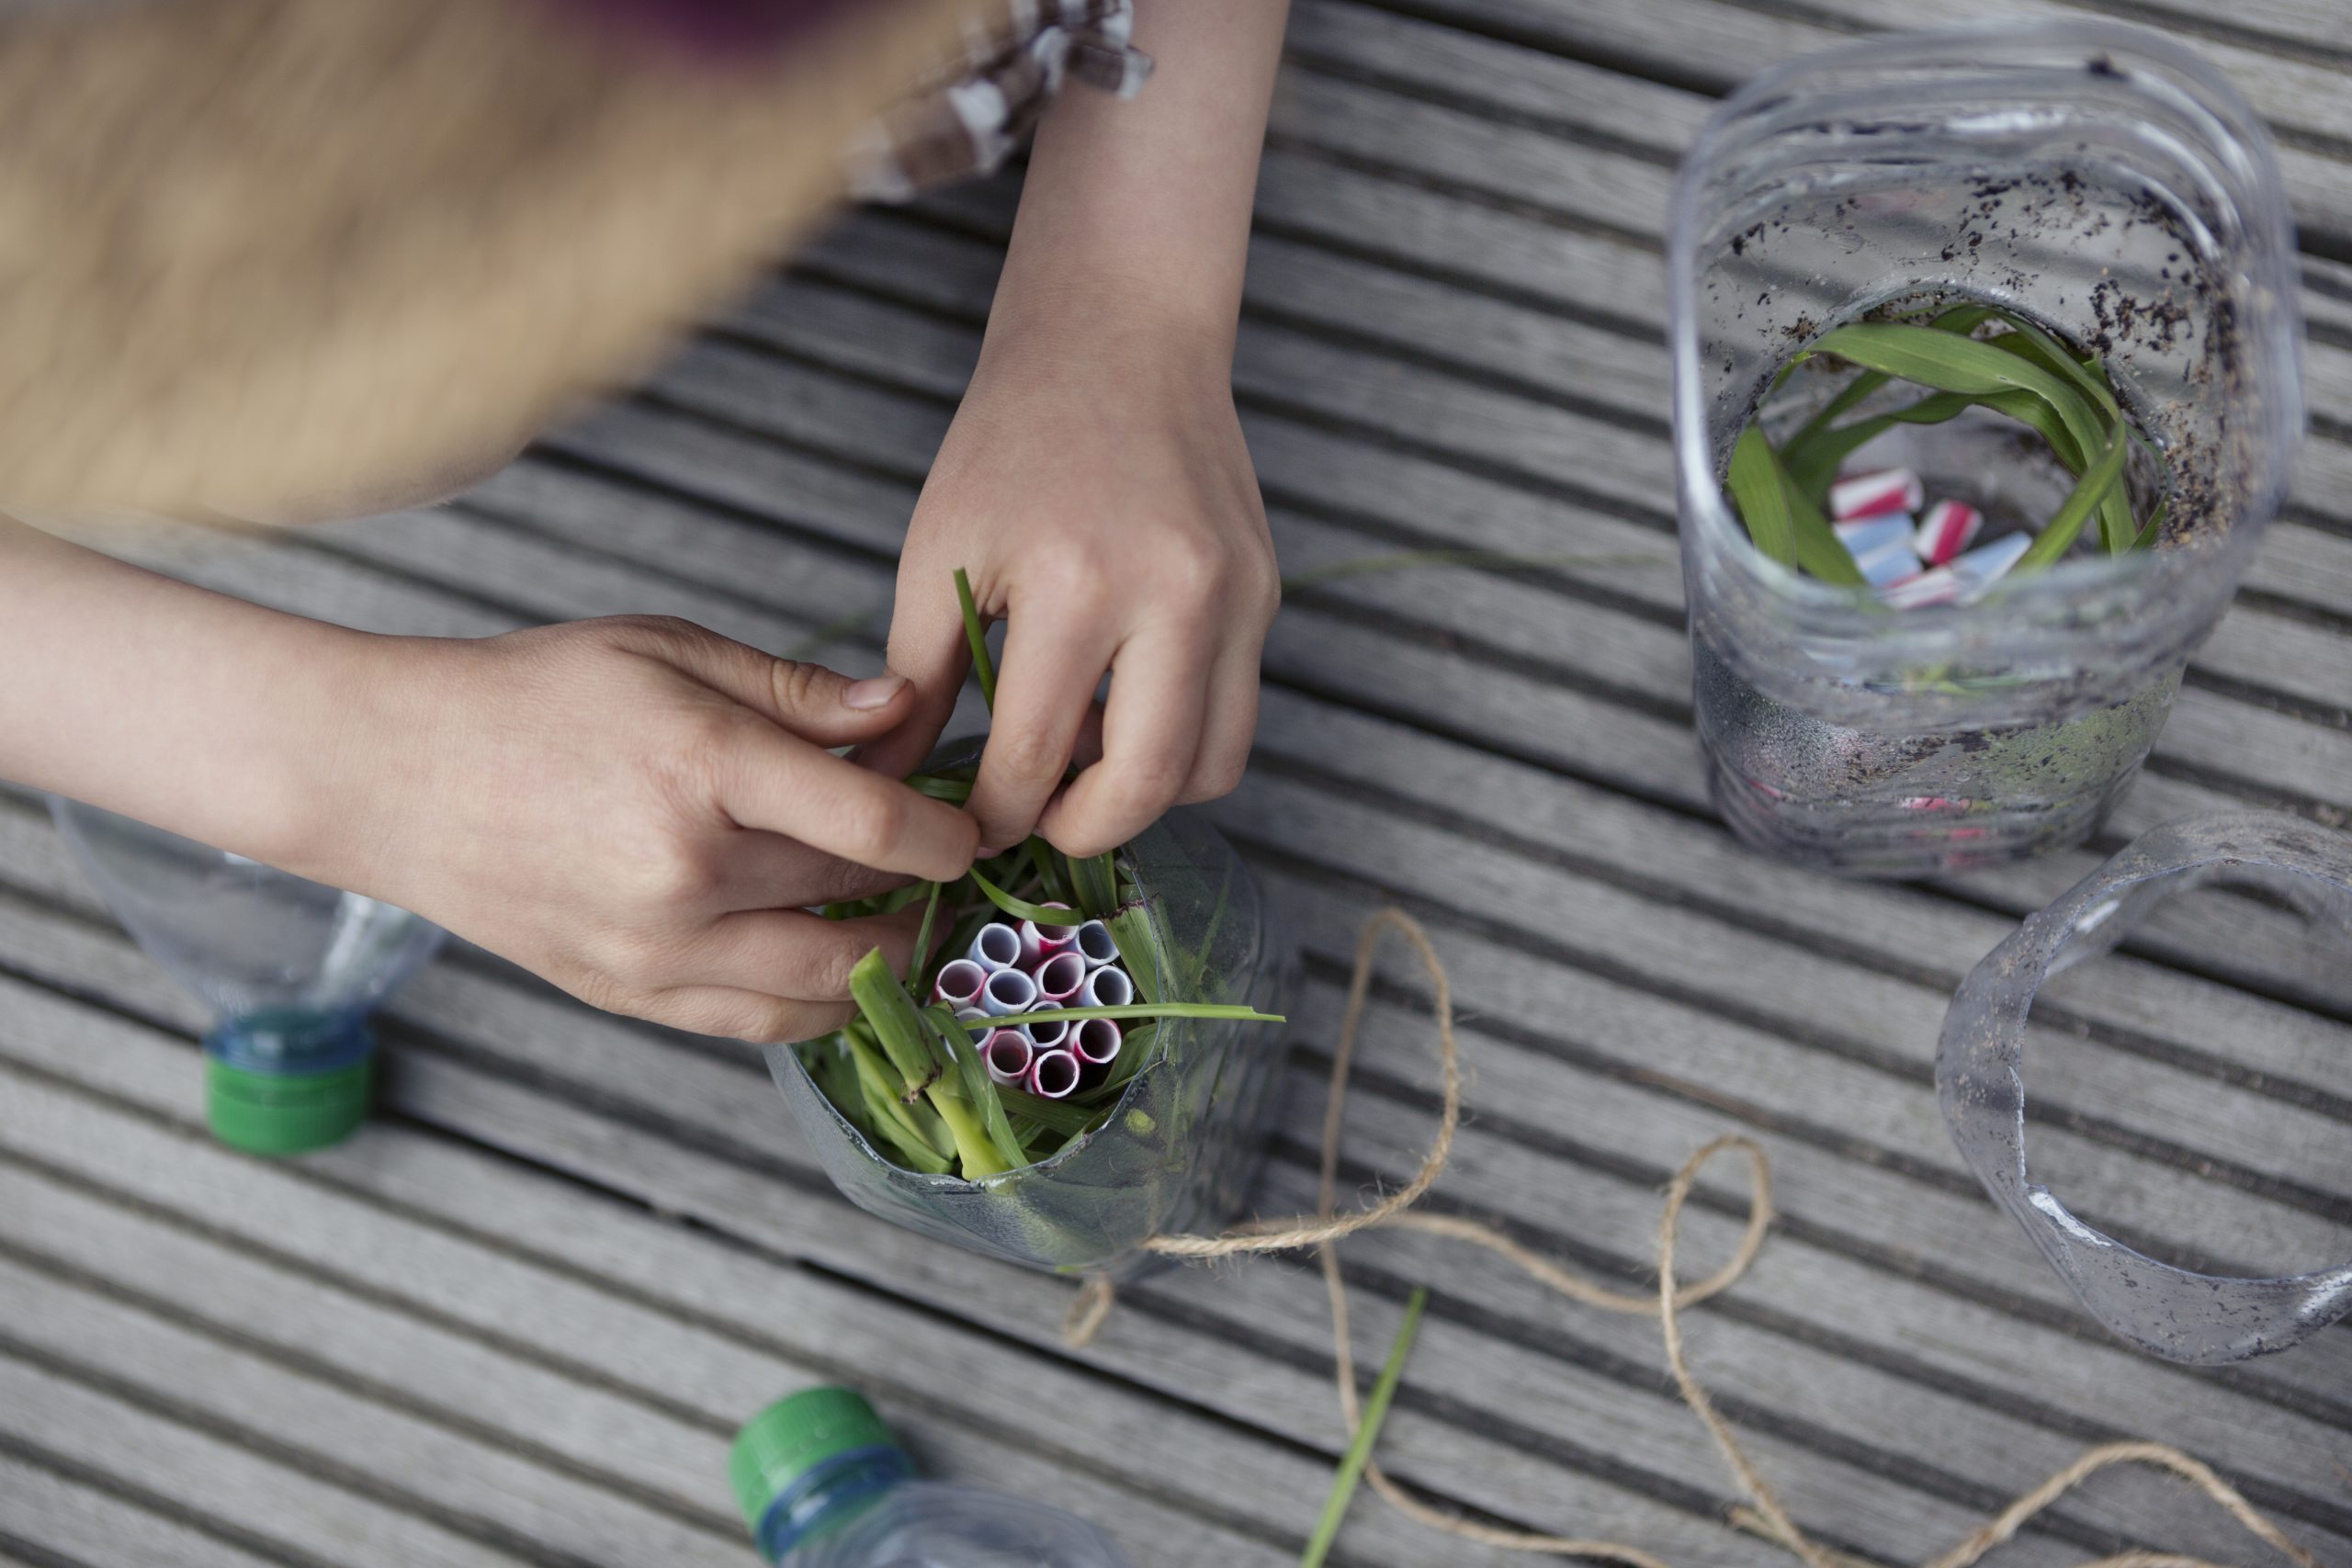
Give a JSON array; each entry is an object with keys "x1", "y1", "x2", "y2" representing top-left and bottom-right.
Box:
[
  {"x1": 729, "y1": 1387, "x2": 1135, "y2": 1568},
  {"x1": 1667, "y1": 21, "x2": 2302, "y2": 876},
  {"x1": 49, "y1": 797, "x2": 443, "y2": 1156}
]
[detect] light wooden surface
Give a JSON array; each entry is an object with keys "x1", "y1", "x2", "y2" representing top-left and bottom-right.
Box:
[{"x1": 7, "y1": 3, "x2": 2352, "y2": 1563}]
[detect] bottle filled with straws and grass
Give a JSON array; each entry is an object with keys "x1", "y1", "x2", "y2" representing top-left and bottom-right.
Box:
[{"x1": 764, "y1": 572, "x2": 1298, "y2": 1277}]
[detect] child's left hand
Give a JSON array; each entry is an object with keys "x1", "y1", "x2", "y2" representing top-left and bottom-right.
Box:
[{"x1": 870, "y1": 305, "x2": 1279, "y2": 859}]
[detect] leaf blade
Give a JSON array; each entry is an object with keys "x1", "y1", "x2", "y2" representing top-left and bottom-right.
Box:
[{"x1": 969, "y1": 866, "x2": 1088, "y2": 925}]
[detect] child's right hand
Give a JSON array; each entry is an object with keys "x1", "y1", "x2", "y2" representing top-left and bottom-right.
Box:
[{"x1": 312, "y1": 615, "x2": 977, "y2": 1043}]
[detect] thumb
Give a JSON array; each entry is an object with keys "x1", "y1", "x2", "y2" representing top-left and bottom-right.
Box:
[{"x1": 637, "y1": 623, "x2": 916, "y2": 747}]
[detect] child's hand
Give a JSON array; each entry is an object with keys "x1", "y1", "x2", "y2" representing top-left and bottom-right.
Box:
[
  {"x1": 875, "y1": 315, "x2": 1280, "y2": 858},
  {"x1": 327, "y1": 616, "x2": 978, "y2": 1043}
]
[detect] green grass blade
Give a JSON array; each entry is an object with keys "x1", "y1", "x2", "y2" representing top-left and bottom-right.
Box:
[
  {"x1": 1789, "y1": 301, "x2": 1998, "y2": 466},
  {"x1": 903, "y1": 881, "x2": 944, "y2": 988},
  {"x1": 1025, "y1": 839, "x2": 1071, "y2": 906},
  {"x1": 1725, "y1": 425, "x2": 1797, "y2": 569},
  {"x1": 1987, "y1": 317, "x2": 2118, "y2": 419},
  {"x1": 1069, "y1": 852, "x2": 1120, "y2": 919},
  {"x1": 2132, "y1": 496, "x2": 2166, "y2": 551},
  {"x1": 1729, "y1": 424, "x2": 1863, "y2": 585},
  {"x1": 1815, "y1": 321, "x2": 2098, "y2": 433},
  {"x1": 1783, "y1": 368, "x2": 1889, "y2": 456},
  {"x1": 968, "y1": 866, "x2": 1087, "y2": 925},
  {"x1": 1181, "y1": 858, "x2": 1238, "y2": 1002},
  {"x1": 799, "y1": 1039, "x2": 865, "y2": 1128},
  {"x1": 1001, "y1": 1001, "x2": 1284, "y2": 1028},
  {"x1": 2016, "y1": 415, "x2": 2131, "y2": 574},
  {"x1": 1298, "y1": 1287, "x2": 1429, "y2": 1568},
  {"x1": 822, "y1": 881, "x2": 929, "y2": 923},
  {"x1": 1781, "y1": 456, "x2": 1867, "y2": 587},
  {"x1": 1815, "y1": 321, "x2": 2132, "y2": 552},
  {"x1": 904, "y1": 773, "x2": 974, "y2": 804},
  {"x1": 1787, "y1": 382, "x2": 2103, "y2": 506},
  {"x1": 1782, "y1": 389, "x2": 1973, "y2": 499},
  {"x1": 1107, "y1": 905, "x2": 1169, "y2": 1005},
  {"x1": 997, "y1": 1086, "x2": 1099, "y2": 1138},
  {"x1": 1983, "y1": 323, "x2": 2139, "y2": 551},
  {"x1": 953, "y1": 567, "x2": 997, "y2": 711}
]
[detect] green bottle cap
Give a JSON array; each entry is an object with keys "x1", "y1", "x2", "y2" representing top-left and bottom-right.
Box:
[
  {"x1": 205, "y1": 1055, "x2": 374, "y2": 1156},
  {"x1": 728, "y1": 1387, "x2": 904, "y2": 1539}
]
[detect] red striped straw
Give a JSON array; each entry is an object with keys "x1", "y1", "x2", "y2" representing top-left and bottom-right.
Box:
[
  {"x1": 1023, "y1": 1012, "x2": 1070, "y2": 1050},
  {"x1": 932, "y1": 960, "x2": 986, "y2": 1010},
  {"x1": 1080, "y1": 965, "x2": 1134, "y2": 1010},
  {"x1": 1026, "y1": 1049, "x2": 1081, "y2": 1100},
  {"x1": 1033, "y1": 951, "x2": 1086, "y2": 1006},
  {"x1": 982, "y1": 1032, "x2": 1034, "y2": 1088},
  {"x1": 1829, "y1": 467, "x2": 1923, "y2": 521},
  {"x1": 1914, "y1": 500, "x2": 1983, "y2": 566},
  {"x1": 980, "y1": 966, "x2": 1038, "y2": 1017},
  {"x1": 967, "y1": 922, "x2": 1022, "y2": 974},
  {"x1": 1075, "y1": 919, "x2": 1121, "y2": 970},
  {"x1": 1017, "y1": 905, "x2": 1078, "y2": 966},
  {"x1": 1074, "y1": 1018, "x2": 1123, "y2": 1067}
]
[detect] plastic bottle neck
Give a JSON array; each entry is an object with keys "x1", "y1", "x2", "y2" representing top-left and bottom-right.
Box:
[
  {"x1": 203, "y1": 1009, "x2": 375, "y2": 1075},
  {"x1": 759, "y1": 1447, "x2": 916, "y2": 1564}
]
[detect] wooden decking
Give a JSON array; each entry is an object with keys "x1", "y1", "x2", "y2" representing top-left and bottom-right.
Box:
[{"x1": 8, "y1": 2, "x2": 2352, "y2": 1562}]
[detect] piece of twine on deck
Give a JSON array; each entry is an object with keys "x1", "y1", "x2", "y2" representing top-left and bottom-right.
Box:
[{"x1": 1062, "y1": 908, "x2": 2317, "y2": 1568}]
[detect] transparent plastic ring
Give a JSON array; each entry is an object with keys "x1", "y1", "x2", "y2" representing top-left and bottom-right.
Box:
[{"x1": 1937, "y1": 811, "x2": 2352, "y2": 1363}]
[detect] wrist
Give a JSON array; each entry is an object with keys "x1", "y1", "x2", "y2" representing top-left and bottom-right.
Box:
[
  {"x1": 973, "y1": 268, "x2": 1238, "y2": 420},
  {"x1": 244, "y1": 626, "x2": 439, "y2": 897}
]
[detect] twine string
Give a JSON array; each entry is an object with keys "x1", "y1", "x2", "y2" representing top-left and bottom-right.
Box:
[{"x1": 1064, "y1": 909, "x2": 2313, "y2": 1568}]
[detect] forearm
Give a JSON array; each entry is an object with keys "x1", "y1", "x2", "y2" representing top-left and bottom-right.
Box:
[
  {"x1": 986, "y1": 0, "x2": 1291, "y2": 360},
  {"x1": 0, "y1": 515, "x2": 372, "y2": 869}
]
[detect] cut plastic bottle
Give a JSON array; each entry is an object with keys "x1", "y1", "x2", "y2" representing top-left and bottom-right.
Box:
[
  {"x1": 49, "y1": 797, "x2": 443, "y2": 1156},
  {"x1": 1938, "y1": 810, "x2": 2352, "y2": 1361},
  {"x1": 730, "y1": 1386, "x2": 1135, "y2": 1567}
]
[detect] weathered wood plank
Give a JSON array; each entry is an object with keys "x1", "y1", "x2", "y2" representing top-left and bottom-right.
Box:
[
  {"x1": 1223, "y1": 771, "x2": 2352, "y2": 1212},
  {"x1": 0, "y1": 1164, "x2": 726, "y2": 1519},
  {"x1": 0, "y1": 1258, "x2": 743, "y2": 1568},
  {"x1": 18, "y1": 893, "x2": 2352, "y2": 1561},
  {"x1": 1291, "y1": 0, "x2": 1714, "y2": 152},
  {"x1": 0, "y1": 1000, "x2": 1775, "y2": 1568},
  {"x1": 1272, "y1": 63, "x2": 1672, "y2": 241},
  {"x1": 0, "y1": 1156, "x2": 1297, "y2": 1568},
  {"x1": 0, "y1": 1451, "x2": 282, "y2": 1568},
  {"x1": 14, "y1": 789, "x2": 2349, "y2": 1545},
  {"x1": 0, "y1": 1355, "x2": 531, "y2": 1568},
  {"x1": 1354, "y1": 0, "x2": 2352, "y2": 240},
  {"x1": 0, "y1": 1029, "x2": 2164, "y2": 1568}
]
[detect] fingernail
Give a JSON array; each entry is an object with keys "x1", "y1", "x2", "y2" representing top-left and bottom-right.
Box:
[{"x1": 843, "y1": 675, "x2": 906, "y2": 710}]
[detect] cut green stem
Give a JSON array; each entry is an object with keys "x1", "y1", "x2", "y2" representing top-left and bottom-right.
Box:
[
  {"x1": 954, "y1": 567, "x2": 998, "y2": 710},
  {"x1": 1298, "y1": 1286, "x2": 1429, "y2": 1568}
]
